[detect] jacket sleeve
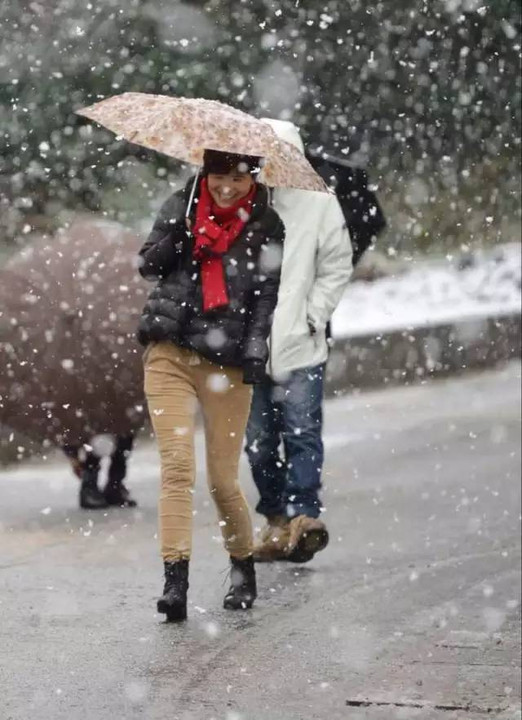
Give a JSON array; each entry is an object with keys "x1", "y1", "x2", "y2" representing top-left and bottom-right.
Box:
[
  {"x1": 138, "y1": 193, "x2": 187, "y2": 280},
  {"x1": 243, "y1": 217, "x2": 286, "y2": 363},
  {"x1": 306, "y1": 195, "x2": 353, "y2": 331}
]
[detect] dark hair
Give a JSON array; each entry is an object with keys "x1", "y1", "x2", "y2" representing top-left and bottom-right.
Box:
[{"x1": 203, "y1": 149, "x2": 263, "y2": 177}]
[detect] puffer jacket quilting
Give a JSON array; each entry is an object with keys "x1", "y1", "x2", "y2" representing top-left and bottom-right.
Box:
[{"x1": 137, "y1": 179, "x2": 285, "y2": 368}]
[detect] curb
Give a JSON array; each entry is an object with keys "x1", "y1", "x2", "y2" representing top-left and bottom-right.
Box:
[{"x1": 326, "y1": 312, "x2": 521, "y2": 396}]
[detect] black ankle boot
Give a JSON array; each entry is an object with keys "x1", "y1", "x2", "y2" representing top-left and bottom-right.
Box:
[
  {"x1": 104, "y1": 481, "x2": 137, "y2": 508},
  {"x1": 104, "y1": 448, "x2": 137, "y2": 507},
  {"x1": 79, "y1": 470, "x2": 109, "y2": 510},
  {"x1": 224, "y1": 556, "x2": 257, "y2": 611},
  {"x1": 157, "y1": 560, "x2": 189, "y2": 622}
]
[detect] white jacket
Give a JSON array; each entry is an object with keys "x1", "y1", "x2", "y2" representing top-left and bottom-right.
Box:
[{"x1": 262, "y1": 119, "x2": 353, "y2": 379}]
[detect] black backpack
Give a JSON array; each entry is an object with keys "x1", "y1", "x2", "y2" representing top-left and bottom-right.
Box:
[
  {"x1": 306, "y1": 152, "x2": 386, "y2": 266},
  {"x1": 306, "y1": 152, "x2": 387, "y2": 344}
]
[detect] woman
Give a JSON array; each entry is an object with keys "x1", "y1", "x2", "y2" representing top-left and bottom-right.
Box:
[{"x1": 137, "y1": 149, "x2": 285, "y2": 621}]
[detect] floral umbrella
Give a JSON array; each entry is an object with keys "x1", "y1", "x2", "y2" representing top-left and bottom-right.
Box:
[{"x1": 77, "y1": 93, "x2": 328, "y2": 193}]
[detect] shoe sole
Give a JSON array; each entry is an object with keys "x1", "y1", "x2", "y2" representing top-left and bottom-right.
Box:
[
  {"x1": 287, "y1": 527, "x2": 329, "y2": 564},
  {"x1": 157, "y1": 599, "x2": 187, "y2": 622},
  {"x1": 223, "y1": 599, "x2": 255, "y2": 611},
  {"x1": 253, "y1": 553, "x2": 287, "y2": 564},
  {"x1": 105, "y1": 500, "x2": 138, "y2": 508}
]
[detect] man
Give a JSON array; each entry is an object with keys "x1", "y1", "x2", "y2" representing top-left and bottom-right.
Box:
[{"x1": 245, "y1": 119, "x2": 353, "y2": 563}]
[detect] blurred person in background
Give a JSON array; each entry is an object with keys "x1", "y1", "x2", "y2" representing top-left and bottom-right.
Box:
[
  {"x1": 63, "y1": 433, "x2": 136, "y2": 510},
  {"x1": 245, "y1": 119, "x2": 352, "y2": 564},
  {"x1": 137, "y1": 149, "x2": 285, "y2": 621}
]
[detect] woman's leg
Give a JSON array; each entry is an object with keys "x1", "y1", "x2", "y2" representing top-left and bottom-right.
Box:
[
  {"x1": 196, "y1": 362, "x2": 254, "y2": 560},
  {"x1": 144, "y1": 343, "x2": 197, "y2": 562}
]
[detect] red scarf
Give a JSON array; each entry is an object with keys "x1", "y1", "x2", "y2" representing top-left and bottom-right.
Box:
[{"x1": 192, "y1": 178, "x2": 256, "y2": 312}]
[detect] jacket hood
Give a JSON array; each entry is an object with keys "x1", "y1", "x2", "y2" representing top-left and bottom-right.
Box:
[{"x1": 261, "y1": 118, "x2": 305, "y2": 155}]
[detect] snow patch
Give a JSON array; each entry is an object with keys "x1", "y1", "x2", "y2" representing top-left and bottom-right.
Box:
[{"x1": 333, "y1": 244, "x2": 521, "y2": 338}]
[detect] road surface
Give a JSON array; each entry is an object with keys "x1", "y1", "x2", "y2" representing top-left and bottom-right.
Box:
[{"x1": 1, "y1": 363, "x2": 520, "y2": 720}]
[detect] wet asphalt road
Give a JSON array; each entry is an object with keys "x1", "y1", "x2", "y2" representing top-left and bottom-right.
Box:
[{"x1": 1, "y1": 364, "x2": 521, "y2": 720}]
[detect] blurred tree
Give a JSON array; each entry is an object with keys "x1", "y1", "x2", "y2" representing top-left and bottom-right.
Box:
[
  {"x1": 0, "y1": 0, "x2": 520, "y2": 252},
  {"x1": 0, "y1": 0, "x2": 216, "y2": 238}
]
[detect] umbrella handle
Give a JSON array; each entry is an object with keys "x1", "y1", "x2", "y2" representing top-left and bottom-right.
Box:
[{"x1": 185, "y1": 170, "x2": 200, "y2": 218}]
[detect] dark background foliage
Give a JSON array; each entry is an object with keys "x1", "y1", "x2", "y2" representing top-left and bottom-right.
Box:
[{"x1": 1, "y1": 0, "x2": 520, "y2": 253}]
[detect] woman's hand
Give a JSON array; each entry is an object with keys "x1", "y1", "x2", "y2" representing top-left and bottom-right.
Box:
[{"x1": 242, "y1": 359, "x2": 266, "y2": 385}]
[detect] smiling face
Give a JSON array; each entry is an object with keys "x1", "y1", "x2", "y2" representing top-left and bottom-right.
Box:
[{"x1": 206, "y1": 170, "x2": 255, "y2": 208}]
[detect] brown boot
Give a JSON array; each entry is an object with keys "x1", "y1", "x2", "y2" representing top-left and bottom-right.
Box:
[
  {"x1": 285, "y1": 515, "x2": 329, "y2": 564},
  {"x1": 253, "y1": 516, "x2": 290, "y2": 563}
]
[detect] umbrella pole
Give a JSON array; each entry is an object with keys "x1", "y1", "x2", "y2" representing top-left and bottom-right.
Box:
[{"x1": 185, "y1": 170, "x2": 200, "y2": 218}]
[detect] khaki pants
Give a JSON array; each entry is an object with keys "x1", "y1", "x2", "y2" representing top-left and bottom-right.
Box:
[{"x1": 144, "y1": 342, "x2": 254, "y2": 562}]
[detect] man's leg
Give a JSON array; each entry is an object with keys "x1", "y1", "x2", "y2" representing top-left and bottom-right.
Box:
[
  {"x1": 280, "y1": 365, "x2": 328, "y2": 561},
  {"x1": 245, "y1": 378, "x2": 290, "y2": 561},
  {"x1": 245, "y1": 378, "x2": 286, "y2": 520}
]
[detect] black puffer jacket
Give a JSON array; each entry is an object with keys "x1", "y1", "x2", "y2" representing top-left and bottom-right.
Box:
[{"x1": 137, "y1": 178, "x2": 285, "y2": 368}]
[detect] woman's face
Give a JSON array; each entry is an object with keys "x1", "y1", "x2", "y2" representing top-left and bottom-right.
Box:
[{"x1": 207, "y1": 171, "x2": 255, "y2": 208}]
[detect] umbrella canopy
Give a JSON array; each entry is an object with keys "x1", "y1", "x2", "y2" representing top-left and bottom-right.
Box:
[
  {"x1": 77, "y1": 93, "x2": 328, "y2": 193},
  {"x1": 0, "y1": 218, "x2": 148, "y2": 446}
]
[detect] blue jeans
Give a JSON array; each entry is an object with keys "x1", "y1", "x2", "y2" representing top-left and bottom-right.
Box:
[{"x1": 246, "y1": 365, "x2": 325, "y2": 520}]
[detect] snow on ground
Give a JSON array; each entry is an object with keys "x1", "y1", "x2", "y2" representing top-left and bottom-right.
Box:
[{"x1": 333, "y1": 243, "x2": 521, "y2": 338}]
